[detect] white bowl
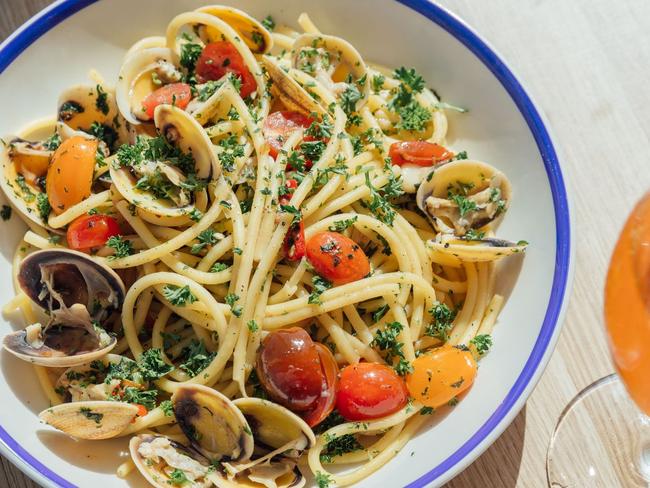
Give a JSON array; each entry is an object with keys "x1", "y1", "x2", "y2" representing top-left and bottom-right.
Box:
[{"x1": 0, "y1": 1, "x2": 573, "y2": 487}]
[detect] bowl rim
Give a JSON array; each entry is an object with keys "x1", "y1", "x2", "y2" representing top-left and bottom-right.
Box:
[{"x1": 0, "y1": 1, "x2": 574, "y2": 487}]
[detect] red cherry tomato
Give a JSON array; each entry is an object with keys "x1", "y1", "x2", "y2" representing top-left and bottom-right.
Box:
[
  {"x1": 306, "y1": 232, "x2": 370, "y2": 285},
  {"x1": 302, "y1": 343, "x2": 339, "y2": 427},
  {"x1": 133, "y1": 404, "x2": 148, "y2": 420},
  {"x1": 263, "y1": 111, "x2": 314, "y2": 159},
  {"x1": 256, "y1": 327, "x2": 324, "y2": 411},
  {"x1": 195, "y1": 42, "x2": 257, "y2": 98},
  {"x1": 141, "y1": 83, "x2": 192, "y2": 120},
  {"x1": 284, "y1": 219, "x2": 305, "y2": 262},
  {"x1": 66, "y1": 214, "x2": 122, "y2": 251},
  {"x1": 388, "y1": 141, "x2": 454, "y2": 166},
  {"x1": 336, "y1": 362, "x2": 409, "y2": 421},
  {"x1": 406, "y1": 345, "x2": 477, "y2": 408}
]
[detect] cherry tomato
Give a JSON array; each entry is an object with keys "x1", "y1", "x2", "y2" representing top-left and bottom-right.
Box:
[
  {"x1": 46, "y1": 136, "x2": 97, "y2": 214},
  {"x1": 389, "y1": 141, "x2": 454, "y2": 166},
  {"x1": 406, "y1": 345, "x2": 477, "y2": 408},
  {"x1": 131, "y1": 404, "x2": 148, "y2": 422},
  {"x1": 336, "y1": 362, "x2": 409, "y2": 421},
  {"x1": 306, "y1": 232, "x2": 370, "y2": 285},
  {"x1": 141, "y1": 83, "x2": 192, "y2": 120},
  {"x1": 302, "y1": 343, "x2": 339, "y2": 427},
  {"x1": 279, "y1": 178, "x2": 298, "y2": 206},
  {"x1": 256, "y1": 327, "x2": 324, "y2": 411},
  {"x1": 195, "y1": 42, "x2": 257, "y2": 98},
  {"x1": 66, "y1": 214, "x2": 121, "y2": 251},
  {"x1": 263, "y1": 111, "x2": 314, "y2": 159},
  {"x1": 284, "y1": 219, "x2": 305, "y2": 262}
]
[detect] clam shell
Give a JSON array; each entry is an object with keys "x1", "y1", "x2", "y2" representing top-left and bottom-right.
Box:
[
  {"x1": 261, "y1": 56, "x2": 326, "y2": 116},
  {"x1": 39, "y1": 400, "x2": 138, "y2": 440},
  {"x1": 427, "y1": 236, "x2": 528, "y2": 262},
  {"x1": 195, "y1": 5, "x2": 273, "y2": 54},
  {"x1": 172, "y1": 384, "x2": 254, "y2": 462}
]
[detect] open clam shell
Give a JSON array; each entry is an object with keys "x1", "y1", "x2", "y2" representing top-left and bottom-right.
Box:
[
  {"x1": 110, "y1": 105, "x2": 217, "y2": 220},
  {"x1": 427, "y1": 235, "x2": 528, "y2": 263},
  {"x1": 195, "y1": 5, "x2": 273, "y2": 54},
  {"x1": 172, "y1": 384, "x2": 254, "y2": 462},
  {"x1": 57, "y1": 84, "x2": 119, "y2": 132},
  {"x1": 261, "y1": 56, "x2": 326, "y2": 117},
  {"x1": 416, "y1": 159, "x2": 512, "y2": 236},
  {"x1": 39, "y1": 400, "x2": 138, "y2": 440},
  {"x1": 130, "y1": 434, "x2": 216, "y2": 488},
  {"x1": 115, "y1": 47, "x2": 181, "y2": 125}
]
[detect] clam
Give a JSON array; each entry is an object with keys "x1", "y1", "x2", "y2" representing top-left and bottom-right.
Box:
[
  {"x1": 39, "y1": 400, "x2": 139, "y2": 440},
  {"x1": 416, "y1": 159, "x2": 512, "y2": 236},
  {"x1": 261, "y1": 56, "x2": 326, "y2": 117},
  {"x1": 115, "y1": 47, "x2": 181, "y2": 125},
  {"x1": 3, "y1": 249, "x2": 125, "y2": 367},
  {"x1": 130, "y1": 434, "x2": 216, "y2": 487},
  {"x1": 57, "y1": 84, "x2": 120, "y2": 141},
  {"x1": 195, "y1": 5, "x2": 273, "y2": 54},
  {"x1": 427, "y1": 235, "x2": 528, "y2": 262},
  {"x1": 292, "y1": 33, "x2": 370, "y2": 113},
  {"x1": 172, "y1": 384, "x2": 254, "y2": 462},
  {"x1": 110, "y1": 105, "x2": 217, "y2": 220}
]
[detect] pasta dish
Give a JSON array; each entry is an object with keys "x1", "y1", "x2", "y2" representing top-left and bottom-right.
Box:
[{"x1": 0, "y1": 6, "x2": 527, "y2": 487}]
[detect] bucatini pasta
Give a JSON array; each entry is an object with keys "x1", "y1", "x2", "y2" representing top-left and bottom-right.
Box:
[{"x1": 0, "y1": 6, "x2": 527, "y2": 488}]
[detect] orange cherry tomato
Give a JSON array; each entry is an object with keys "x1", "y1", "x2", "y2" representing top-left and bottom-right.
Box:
[
  {"x1": 306, "y1": 232, "x2": 370, "y2": 285},
  {"x1": 256, "y1": 327, "x2": 324, "y2": 411},
  {"x1": 263, "y1": 111, "x2": 314, "y2": 159},
  {"x1": 336, "y1": 362, "x2": 408, "y2": 421},
  {"x1": 389, "y1": 141, "x2": 454, "y2": 166},
  {"x1": 195, "y1": 42, "x2": 257, "y2": 98},
  {"x1": 141, "y1": 83, "x2": 192, "y2": 120},
  {"x1": 302, "y1": 343, "x2": 339, "y2": 427},
  {"x1": 131, "y1": 404, "x2": 148, "y2": 422},
  {"x1": 46, "y1": 136, "x2": 97, "y2": 214},
  {"x1": 66, "y1": 214, "x2": 122, "y2": 251},
  {"x1": 406, "y1": 345, "x2": 477, "y2": 408},
  {"x1": 284, "y1": 219, "x2": 305, "y2": 262}
]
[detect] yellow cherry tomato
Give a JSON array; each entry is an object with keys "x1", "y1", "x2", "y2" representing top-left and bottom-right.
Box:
[
  {"x1": 46, "y1": 136, "x2": 97, "y2": 214},
  {"x1": 406, "y1": 345, "x2": 477, "y2": 408}
]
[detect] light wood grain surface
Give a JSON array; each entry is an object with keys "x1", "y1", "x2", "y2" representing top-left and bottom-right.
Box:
[{"x1": 1, "y1": 0, "x2": 648, "y2": 487}]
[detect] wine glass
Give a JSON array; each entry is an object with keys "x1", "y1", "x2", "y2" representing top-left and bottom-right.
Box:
[{"x1": 546, "y1": 192, "x2": 650, "y2": 487}]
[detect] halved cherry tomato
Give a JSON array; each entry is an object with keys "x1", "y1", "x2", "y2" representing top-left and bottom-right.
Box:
[
  {"x1": 46, "y1": 136, "x2": 97, "y2": 214},
  {"x1": 336, "y1": 362, "x2": 409, "y2": 421},
  {"x1": 141, "y1": 83, "x2": 192, "y2": 120},
  {"x1": 263, "y1": 111, "x2": 314, "y2": 159},
  {"x1": 302, "y1": 343, "x2": 339, "y2": 427},
  {"x1": 283, "y1": 219, "x2": 305, "y2": 261},
  {"x1": 66, "y1": 214, "x2": 121, "y2": 251},
  {"x1": 131, "y1": 404, "x2": 148, "y2": 422},
  {"x1": 256, "y1": 327, "x2": 324, "y2": 411},
  {"x1": 279, "y1": 178, "x2": 298, "y2": 206},
  {"x1": 406, "y1": 345, "x2": 477, "y2": 408},
  {"x1": 389, "y1": 141, "x2": 454, "y2": 166},
  {"x1": 195, "y1": 42, "x2": 257, "y2": 98},
  {"x1": 306, "y1": 232, "x2": 370, "y2": 285}
]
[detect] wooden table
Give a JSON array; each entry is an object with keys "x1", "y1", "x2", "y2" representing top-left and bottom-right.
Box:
[{"x1": 1, "y1": 0, "x2": 647, "y2": 486}]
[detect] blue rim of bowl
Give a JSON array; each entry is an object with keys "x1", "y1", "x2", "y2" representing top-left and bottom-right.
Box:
[{"x1": 0, "y1": 1, "x2": 571, "y2": 487}]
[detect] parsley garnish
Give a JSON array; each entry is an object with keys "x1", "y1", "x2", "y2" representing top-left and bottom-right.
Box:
[
  {"x1": 120, "y1": 387, "x2": 158, "y2": 410},
  {"x1": 364, "y1": 172, "x2": 396, "y2": 226},
  {"x1": 160, "y1": 400, "x2": 174, "y2": 417},
  {"x1": 315, "y1": 472, "x2": 333, "y2": 488},
  {"x1": 225, "y1": 293, "x2": 242, "y2": 318},
  {"x1": 320, "y1": 434, "x2": 363, "y2": 463},
  {"x1": 371, "y1": 74, "x2": 385, "y2": 93},
  {"x1": 137, "y1": 349, "x2": 174, "y2": 381},
  {"x1": 340, "y1": 83, "x2": 362, "y2": 115},
  {"x1": 425, "y1": 303, "x2": 456, "y2": 341},
  {"x1": 180, "y1": 42, "x2": 203, "y2": 74},
  {"x1": 470, "y1": 334, "x2": 493, "y2": 356},
  {"x1": 308, "y1": 275, "x2": 332, "y2": 305},
  {"x1": 372, "y1": 321, "x2": 412, "y2": 375},
  {"x1": 449, "y1": 193, "x2": 477, "y2": 217},
  {"x1": 191, "y1": 229, "x2": 219, "y2": 254},
  {"x1": 163, "y1": 285, "x2": 197, "y2": 306},
  {"x1": 210, "y1": 262, "x2": 229, "y2": 273},
  {"x1": 179, "y1": 340, "x2": 215, "y2": 377},
  {"x1": 371, "y1": 303, "x2": 389, "y2": 323},
  {"x1": 106, "y1": 235, "x2": 133, "y2": 259},
  {"x1": 261, "y1": 15, "x2": 276, "y2": 31},
  {"x1": 43, "y1": 133, "x2": 61, "y2": 151},
  {"x1": 463, "y1": 229, "x2": 485, "y2": 240},
  {"x1": 247, "y1": 320, "x2": 259, "y2": 332},
  {"x1": 217, "y1": 135, "x2": 245, "y2": 172},
  {"x1": 167, "y1": 468, "x2": 189, "y2": 486},
  {"x1": 388, "y1": 67, "x2": 431, "y2": 132},
  {"x1": 95, "y1": 84, "x2": 109, "y2": 115},
  {"x1": 328, "y1": 216, "x2": 357, "y2": 232},
  {"x1": 15, "y1": 175, "x2": 35, "y2": 202},
  {"x1": 79, "y1": 407, "x2": 103, "y2": 425}
]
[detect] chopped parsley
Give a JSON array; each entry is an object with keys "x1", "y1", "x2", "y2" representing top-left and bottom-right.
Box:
[
  {"x1": 420, "y1": 406, "x2": 435, "y2": 415},
  {"x1": 179, "y1": 340, "x2": 215, "y2": 377},
  {"x1": 371, "y1": 73, "x2": 385, "y2": 93},
  {"x1": 115, "y1": 135, "x2": 195, "y2": 174},
  {"x1": 247, "y1": 320, "x2": 259, "y2": 332},
  {"x1": 167, "y1": 468, "x2": 189, "y2": 486},
  {"x1": 308, "y1": 275, "x2": 332, "y2": 305},
  {"x1": 87, "y1": 122, "x2": 117, "y2": 150},
  {"x1": 315, "y1": 471, "x2": 333, "y2": 488},
  {"x1": 449, "y1": 193, "x2": 477, "y2": 218},
  {"x1": 305, "y1": 116, "x2": 334, "y2": 140},
  {"x1": 261, "y1": 15, "x2": 276, "y2": 31},
  {"x1": 43, "y1": 133, "x2": 62, "y2": 151},
  {"x1": 79, "y1": 407, "x2": 103, "y2": 425},
  {"x1": 470, "y1": 334, "x2": 493, "y2": 356},
  {"x1": 163, "y1": 285, "x2": 197, "y2": 306},
  {"x1": 15, "y1": 175, "x2": 35, "y2": 202},
  {"x1": 191, "y1": 229, "x2": 219, "y2": 254},
  {"x1": 320, "y1": 434, "x2": 363, "y2": 463},
  {"x1": 180, "y1": 42, "x2": 203, "y2": 74},
  {"x1": 0, "y1": 205, "x2": 11, "y2": 221},
  {"x1": 160, "y1": 400, "x2": 174, "y2": 417},
  {"x1": 280, "y1": 204, "x2": 302, "y2": 223},
  {"x1": 95, "y1": 84, "x2": 109, "y2": 115},
  {"x1": 106, "y1": 235, "x2": 133, "y2": 259},
  {"x1": 388, "y1": 66, "x2": 431, "y2": 132},
  {"x1": 301, "y1": 140, "x2": 327, "y2": 161},
  {"x1": 425, "y1": 303, "x2": 456, "y2": 341},
  {"x1": 328, "y1": 216, "x2": 357, "y2": 232},
  {"x1": 372, "y1": 321, "x2": 412, "y2": 375},
  {"x1": 224, "y1": 293, "x2": 243, "y2": 318},
  {"x1": 120, "y1": 387, "x2": 158, "y2": 410},
  {"x1": 137, "y1": 349, "x2": 174, "y2": 381},
  {"x1": 363, "y1": 172, "x2": 396, "y2": 226},
  {"x1": 371, "y1": 303, "x2": 389, "y2": 323},
  {"x1": 340, "y1": 82, "x2": 362, "y2": 115},
  {"x1": 217, "y1": 135, "x2": 245, "y2": 173},
  {"x1": 463, "y1": 229, "x2": 485, "y2": 240},
  {"x1": 210, "y1": 262, "x2": 229, "y2": 273}
]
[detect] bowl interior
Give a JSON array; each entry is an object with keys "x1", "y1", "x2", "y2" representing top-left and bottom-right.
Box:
[{"x1": 0, "y1": 1, "x2": 567, "y2": 487}]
